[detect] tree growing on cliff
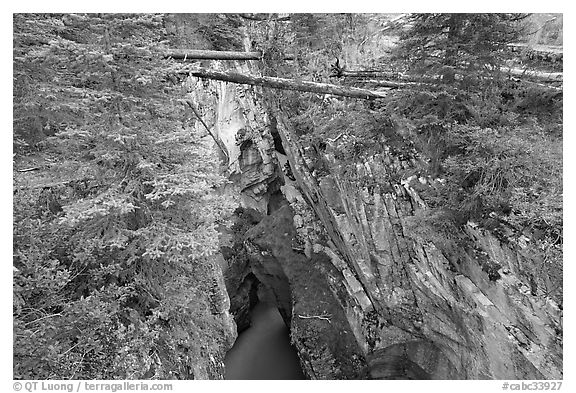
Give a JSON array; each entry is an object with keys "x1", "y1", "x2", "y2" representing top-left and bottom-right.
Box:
[
  {"x1": 387, "y1": 13, "x2": 562, "y2": 294},
  {"x1": 394, "y1": 13, "x2": 529, "y2": 84},
  {"x1": 13, "y1": 13, "x2": 234, "y2": 379}
]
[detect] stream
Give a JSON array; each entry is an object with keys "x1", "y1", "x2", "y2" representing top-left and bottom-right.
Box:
[{"x1": 224, "y1": 302, "x2": 305, "y2": 380}]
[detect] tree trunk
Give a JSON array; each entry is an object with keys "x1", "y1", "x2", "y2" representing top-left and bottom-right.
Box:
[
  {"x1": 188, "y1": 67, "x2": 390, "y2": 99},
  {"x1": 165, "y1": 49, "x2": 294, "y2": 61}
]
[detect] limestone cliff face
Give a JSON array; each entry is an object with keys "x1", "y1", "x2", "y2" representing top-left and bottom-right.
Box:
[
  {"x1": 186, "y1": 63, "x2": 281, "y2": 213},
  {"x1": 275, "y1": 115, "x2": 562, "y2": 379},
  {"x1": 192, "y1": 259, "x2": 238, "y2": 380},
  {"x1": 157, "y1": 254, "x2": 237, "y2": 380},
  {"x1": 188, "y1": 69, "x2": 562, "y2": 380}
]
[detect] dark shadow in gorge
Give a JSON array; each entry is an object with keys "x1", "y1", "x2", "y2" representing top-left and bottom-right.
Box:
[{"x1": 224, "y1": 287, "x2": 305, "y2": 380}]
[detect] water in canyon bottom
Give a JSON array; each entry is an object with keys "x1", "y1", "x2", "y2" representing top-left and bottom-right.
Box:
[{"x1": 224, "y1": 302, "x2": 305, "y2": 380}]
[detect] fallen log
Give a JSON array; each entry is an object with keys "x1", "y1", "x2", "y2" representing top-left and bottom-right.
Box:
[
  {"x1": 343, "y1": 68, "x2": 561, "y2": 89},
  {"x1": 188, "y1": 67, "x2": 389, "y2": 99},
  {"x1": 339, "y1": 66, "x2": 562, "y2": 85},
  {"x1": 509, "y1": 77, "x2": 563, "y2": 91},
  {"x1": 239, "y1": 13, "x2": 292, "y2": 22},
  {"x1": 165, "y1": 49, "x2": 294, "y2": 61},
  {"x1": 507, "y1": 43, "x2": 563, "y2": 56},
  {"x1": 338, "y1": 70, "x2": 400, "y2": 79},
  {"x1": 502, "y1": 67, "x2": 563, "y2": 83}
]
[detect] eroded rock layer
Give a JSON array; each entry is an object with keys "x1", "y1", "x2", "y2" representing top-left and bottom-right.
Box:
[{"x1": 275, "y1": 113, "x2": 562, "y2": 379}]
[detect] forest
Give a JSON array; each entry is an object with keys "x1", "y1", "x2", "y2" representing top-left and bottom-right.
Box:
[{"x1": 13, "y1": 13, "x2": 562, "y2": 380}]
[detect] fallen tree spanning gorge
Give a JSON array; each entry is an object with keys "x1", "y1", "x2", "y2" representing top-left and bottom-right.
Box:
[
  {"x1": 338, "y1": 67, "x2": 562, "y2": 85},
  {"x1": 187, "y1": 67, "x2": 390, "y2": 99}
]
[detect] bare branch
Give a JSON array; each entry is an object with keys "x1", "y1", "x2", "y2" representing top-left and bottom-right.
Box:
[
  {"x1": 181, "y1": 99, "x2": 230, "y2": 163},
  {"x1": 297, "y1": 313, "x2": 332, "y2": 323},
  {"x1": 17, "y1": 167, "x2": 42, "y2": 172}
]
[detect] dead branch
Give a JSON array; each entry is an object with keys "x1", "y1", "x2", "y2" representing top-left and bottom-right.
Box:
[
  {"x1": 17, "y1": 167, "x2": 42, "y2": 172},
  {"x1": 297, "y1": 313, "x2": 332, "y2": 323},
  {"x1": 181, "y1": 99, "x2": 230, "y2": 163}
]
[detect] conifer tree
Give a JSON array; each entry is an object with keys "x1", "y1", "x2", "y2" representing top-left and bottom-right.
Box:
[
  {"x1": 13, "y1": 13, "x2": 234, "y2": 379},
  {"x1": 395, "y1": 13, "x2": 528, "y2": 84}
]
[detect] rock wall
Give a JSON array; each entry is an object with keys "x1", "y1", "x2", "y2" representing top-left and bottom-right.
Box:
[
  {"x1": 244, "y1": 204, "x2": 367, "y2": 379},
  {"x1": 160, "y1": 254, "x2": 238, "y2": 380},
  {"x1": 275, "y1": 114, "x2": 562, "y2": 379},
  {"x1": 186, "y1": 62, "x2": 281, "y2": 214}
]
